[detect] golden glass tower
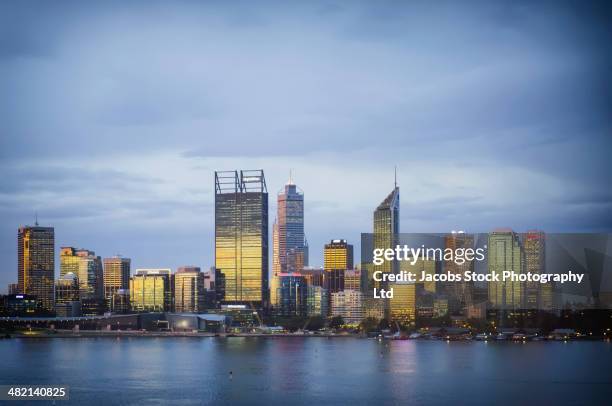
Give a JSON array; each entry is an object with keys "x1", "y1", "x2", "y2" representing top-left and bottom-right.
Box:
[
  {"x1": 324, "y1": 239, "x2": 353, "y2": 293},
  {"x1": 129, "y1": 269, "x2": 172, "y2": 312},
  {"x1": 103, "y1": 256, "x2": 131, "y2": 311},
  {"x1": 60, "y1": 247, "x2": 104, "y2": 301},
  {"x1": 215, "y1": 170, "x2": 268, "y2": 308},
  {"x1": 18, "y1": 225, "x2": 55, "y2": 312}
]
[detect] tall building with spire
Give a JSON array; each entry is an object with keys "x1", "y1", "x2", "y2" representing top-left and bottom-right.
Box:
[
  {"x1": 17, "y1": 223, "x2": 55, "y2": 313},
  {"x1": 364, "y1": 173, "x2": 400, "y2": 293},
  {"x1": 215, "y1": 170, "x2": 268, "y2": 308},
  {"x1": 270, "y1": 172, "x2": 305, "y2": 308},
  {"x1": 363, "y1": 170, "x2": 400, "y2": 319}
]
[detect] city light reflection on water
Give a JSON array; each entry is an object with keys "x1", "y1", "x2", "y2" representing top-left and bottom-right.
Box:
[{"x1": 0, "y1": 338, "x2": 611, "y2": 405}]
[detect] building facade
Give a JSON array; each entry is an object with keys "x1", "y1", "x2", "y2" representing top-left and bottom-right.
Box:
[
  {"x1": 389, "y1": 281, "x2": 416, "y2": 326},
  {"x1": 61, "y1": 247, "x2": 104, "y2": 315},
  {"x1": 174, "y1": 266, "x2": 205, "y2": 313},
  {"x1": 306, "y1": 285, "x2": 329, "y2": 317},
  {"x1": 331, "y1": 289, "x2": 364, "y2": 325},
  {"x1": 215, "y1": 170, "x2": 268, "y2": 308},
  {"x1": 55, "y1": 272, "x2": 81, "y2": 317},
  {"x1": 277, "y1": 274, "x2": 307, "y2": 317},
  {"x1": 488, "y1": 230, "x2": 523, "y2": 310},
  {"x1": 17, "y1": 225, "x2": 55, "y2": 313},
  {"x1": 323, "y1": 239, "x2": 353, "y2": 293},
  {"x1": 523, "y1": 231, "x2": 548, "y2": 310},
  {"x1": 130, "y1": 269, "x2": 172, "y2": 312},
  {"x1": 103, "y1": 256, "x2": 131, "y2": 312}
]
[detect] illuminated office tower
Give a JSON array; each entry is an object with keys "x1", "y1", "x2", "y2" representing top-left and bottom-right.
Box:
[
  {"x1": 60, "y1": 247, "x2": 104, "y2": 305},
  {"x1": 17, "y1": 224, "x2": 55, "y2": 312},
  {"x1": 331, "y1": 289, "x2": 364, "y2": 325},
  {"x1": 215, "y1": 170, "x2": 268, "y2": 308},
  {"x1": 306, "y1": 285, "x2": 328, "y2": 317},
  {"x1": 365, "y1": 180, "x2": 400, "y2": 297},
  {"x1": 324, "y1": 239, "x2": 353, "y2": 293},
  {"x1": 277, "y1": 273, "x2": 307, "y2": 317},
  {"x1": 271, "y1": 176, "x2": 305, "y2": 308},
  {"x1": 523, "y1": 231, "x2": 548, "y2": 310},
  {"x1": 130, "y1": 269, "x2": 172, "y2": 312},
  {"x1": 174, "y1": 266, "x2": 205, "y2": 313},
  {"x1": 277, "y1": 176, "x2": 305, "y2": 272},
  {"x1": 103, "y1": 256, "x2": 131, "y2": 312},
  {"x1": 488, "y1": 230, "x2": 523, "y2": 310},
  {"x1": 389, "y1": 281, "x2": 416, "y2": 326},
  {"x1": 444, "y1": 232, "x2": 475, "y2": 314},
  {"x1": 59, "y1": 247, "x2": 104, "y2": 315},
  {"x1": 55, "y1": 272, "x2": 81, "y2": 317}
]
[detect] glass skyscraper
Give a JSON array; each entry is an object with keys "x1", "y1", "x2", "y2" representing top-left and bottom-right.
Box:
[
  {"x1": 60, "y1": 247, "x2": 104, "y2": 315},
  {"x1": 215, "y1": 170, "x2": 268, "y2": 308},
  {"x1": 129, "y1": 269, "x2": 172, "y2": 312},
  {"x1": 488, "y1": 230, "x2": 523, "y2": 310},
  {"x1": 271, "y1": 176, "x2": 305, "y2": 308},
  {"x1": 55, "y1": 272, "x2": 81, "y2": 317},
  {"x1": 277, "y1": 274, "x2": 307, "y2": 317},
  {"x1": 103, "y1": 255, "x2": 131, "y2": 312},
  {"x1": 323, "y1": 239, "x2": 353, "y2": 293},
  {"x1": 363, "y1": 183, "x2": 399, "y2": 319},
  {"x1": 174, "y1": 266, "x2": 205, "y2": 313},
  {"x1": 18, "y1": 225, "x2": 55, "y2": 313}
]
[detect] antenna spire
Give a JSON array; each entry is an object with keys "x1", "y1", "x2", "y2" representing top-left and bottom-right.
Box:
[
  {"x1": 394, "y1": 166, "x2": 397, "y2": 188},
  {"x1": 288, "y1": 169, "x2": 294, "y2": 185},
  {"x1": 35, "y1": 212, "x2": 39, "y2": 226}
]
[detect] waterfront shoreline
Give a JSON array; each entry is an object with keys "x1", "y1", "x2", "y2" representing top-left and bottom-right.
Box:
[{"x1": 4, "y1": 330, "x2": 609, "y2": 341}]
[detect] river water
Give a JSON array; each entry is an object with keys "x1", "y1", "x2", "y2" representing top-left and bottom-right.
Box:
[{"x1": 1, "y1": 337, "x2": 611, "y2": 405}]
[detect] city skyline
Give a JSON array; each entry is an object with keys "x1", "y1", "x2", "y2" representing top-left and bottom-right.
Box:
[{"x1": 1, "y1": 1, "x2": 611, "y2": 292}]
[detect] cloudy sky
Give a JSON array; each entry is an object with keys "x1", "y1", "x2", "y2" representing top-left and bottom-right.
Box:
[{"x1": 1, "y1": 1, "x2": 611, "y2": 292}]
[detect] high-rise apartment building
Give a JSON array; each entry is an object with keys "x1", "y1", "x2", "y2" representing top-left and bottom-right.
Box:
[
  {"x1": 103, "y1": 256, "x2": 131, "y2": 312},
  {"x1": 215, "y1": 170, "x2": 268, "y2": 308},
  {"x1": 331, "y1": 289, "x2": 364, "y2": 325},
  {"x1": 17, "y1": 225, "x2": 55, "y2": 312},
  {"x1": 174, "y1": 266, "x2": 205, "y2": 313}
]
